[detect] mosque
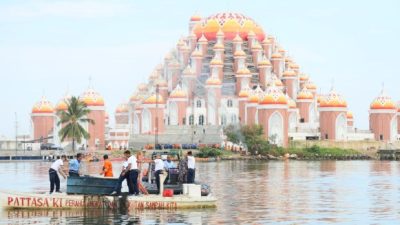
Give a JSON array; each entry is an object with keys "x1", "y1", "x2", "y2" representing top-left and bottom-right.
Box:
[{"x1": 29, "y1": 12, "x2": 398, "y2": 150}]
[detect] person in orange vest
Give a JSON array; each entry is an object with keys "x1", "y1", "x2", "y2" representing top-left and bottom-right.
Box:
[{"x1": 100, "y1": 154, "x2": 113, "y2": 177}]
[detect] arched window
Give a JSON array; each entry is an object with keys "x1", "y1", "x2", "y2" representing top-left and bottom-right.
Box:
[
  {"x1": 227, "y1": 99, "x2": 233, "y2": 107},
  {"x1": 335, "y1": 113, "x2": 347, "y2": 140},
  {"x1": 189, "y1": 115, "x2": 194, "y2": 125},
  {"x1": 196, "y1": 100, "x2": 202, "y2": 108},
  {"x1": 221, "y1": 115, "x2": 227, "y2": 125},
  {"x1": 199, "y1": 115, "x2": 204, "y2": 125},
  {"x1": 268, "y1": 112, "x2": 283, "y2": 146}
]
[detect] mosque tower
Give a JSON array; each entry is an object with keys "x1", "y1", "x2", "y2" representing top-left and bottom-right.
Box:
[
  {"x1": 80, "y1": 87, "x2": 105, "y2": 150},
  {"x1": 115, "y1": 103, "x2": 129, "y2": 125},
  {"x1": 369, "y1": 89, "x2": 397, "y2": 141},
  {"x1": 347, "y1": 111, "x2": 354, "y2": 129},
  {"x1": 167, "y1": 84, "x2": 188, "y2": 125},
  {"x1": 205, "y1": 71, "x2": 222, "y2": 125},
  {"x1": 31, "y1": 96, "x2": 55, "y2": 143},
  {"x1": 296, "y1": 87, "x2": 314, "y2": 123},
  {"x1": 142, "y1": 93, "x2": 165, "y2": 134},
  {"x1": 319, "y1": 88, "x2": 348, "y2": 140},
  {"x1": 246, "y1": 85, "x2": 263, "y2": 125}
]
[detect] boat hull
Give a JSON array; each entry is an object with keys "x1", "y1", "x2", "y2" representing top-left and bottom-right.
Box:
[
  {"x1": 125, "y1": 195, "x2": 217, "y2": 210},
  {"x1": 142, "y1": 182, "x2": 210, "y2": 196},
  {"x1": 67, "y1": 176, "x2": 118, "y2": 195}
]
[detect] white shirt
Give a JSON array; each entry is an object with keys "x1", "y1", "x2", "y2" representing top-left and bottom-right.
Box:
[
  {"x1": 127, "y1": 155, "x2": 137, "y2": 170},
  {"x1": 154, "y1": 159, "x2": 165, "y2": 171},
  {"x1": 122, "y1": 161, "x2": 128, "y2": 169},
  {"x1": 187, "y1": 156, "x2": 195, "y2": 169},
  {"x1": 50, "y1": 159, "x2": 64, "y2": 171}
]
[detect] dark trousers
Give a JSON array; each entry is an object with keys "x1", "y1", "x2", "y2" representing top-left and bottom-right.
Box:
[
  {"x1": 187, "y1": 168, "x2": 195, "y2": 184},
  {"x1": 49, "y1": 169, "x2": 60, "y2": 193},
  {"x1": 129, "y1": 170, "x2": 139, "y2": 195},
  {"x1": 69, "y1": 171, "x2": 79, "y2": 177},
  {"x1": 113, "y1": 172, "x2": 128, "y2": 194},
  {"x1": 155, "y1": 170, "x2": 162, "y2": 194}
]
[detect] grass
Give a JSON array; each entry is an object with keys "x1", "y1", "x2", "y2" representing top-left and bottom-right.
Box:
[{"x1": 267, "y1": 145, "x2": 361, "y2": 158}]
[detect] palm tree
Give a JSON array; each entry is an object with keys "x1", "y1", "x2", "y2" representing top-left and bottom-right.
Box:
[{"x1": 57, "y1": 96, "x2": 94, "y2": 152}]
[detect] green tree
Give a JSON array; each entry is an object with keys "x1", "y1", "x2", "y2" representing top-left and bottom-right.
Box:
[
  {"x1": 223, "y1": 124, "x2": 241, "y2": 143},
  {"x1": 241, "y1": 124, "x2": 271, "y2": 155},
  {"x1": 57, "y1": 96, "x2": 94, "y2": 152}
]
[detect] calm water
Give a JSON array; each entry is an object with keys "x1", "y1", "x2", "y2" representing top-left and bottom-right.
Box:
[{"x1": 0, "y1": 160, "x2": 400, "y2": 224}]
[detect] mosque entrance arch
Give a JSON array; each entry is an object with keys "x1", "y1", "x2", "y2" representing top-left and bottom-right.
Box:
[
  {"x1": 169, "y1": 102, "x2": 178, "y2": 125},
  {"x1": 335, "y1": 113, "x2": 347, "y2": 140},
  {"x1": 268, "y1": 111, "x2": 284, "y2": 146},
  {"x1": 133, "y1": 114, "x2": 140, "y2": 134},
  {"x1": 142, "y1": 109, "x2": 151, "y2": 134}
]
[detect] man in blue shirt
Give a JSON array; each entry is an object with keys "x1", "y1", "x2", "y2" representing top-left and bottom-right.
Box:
[
  {"x1": 69, "y1": 153, "x2": 83, "y2": 177},
  {"x1": 164, "y1": 156, "x2": 175, "y2": 169}
]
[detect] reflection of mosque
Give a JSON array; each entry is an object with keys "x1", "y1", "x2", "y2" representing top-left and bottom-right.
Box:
[{"x1": 29, "y1": 12, "x2": 400, "y2": 150}]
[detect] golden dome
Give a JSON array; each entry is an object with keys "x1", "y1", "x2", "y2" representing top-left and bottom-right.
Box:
[
  {"x1": 247, "y1": 85, "x2": 264, "y2": 103},
  {"x1": 285, "y1": 57, "x2": 293, "y2": 63},
  {"x1": 297, "y1": 87, "x2": 314, "y2": 100},
  {"x1": 170, "y1": 85, "x2": 187, "y2": 98},
  {"x1": 305, "y1": 81, "x2": 317, "y2": 90},
  {"x1": 182, "y1": 65, "x2": 196, "y2": 76},
  {"x1": 138, "y1": 83, "x2": 149, "y2": 92},
  {"x1": 234, "y1": 50, "x2": 246, "y2": 57},
  {"x1": 278, "y1": 48, "x2": 285, "y2": 53},
  {"x1": 56, "y1": 94, "x2": 71, "y2": 111},
  {"x1": 80, "y1": 88, "x2": 105, "y2": 107},
  {"x1": 261, "y1": 38, "x2": 271, "y2": 45},
  {"x1": 271, "y1": 52, "x2": 282, "y2": 59},
  {"x1": 130, "y1": 92, "x2": 141, "y2": 102},
  {"x1": 290, "y1": 63, "x2": 300, "y2": 69},
  {"x1": 258, "y1": 55, "x2": 271, "y2": 67},
  {"x1": 282, "y1": 70, "x2": 296, "y2": 77},
  {"x1": 190, "y1": 13, "x2": 202, "y2": 22},
  {"x1": 319, "y1": 89, "x2": 347, "y2": 108},
  {"x1": 154, "y1": 78, "x2": 168, "y2": 87},
  {"x1": 144, "y1": 93, "x2": 165, "y2": 104},
  {"x1": 251, "y1": 42, "x2": 262, "y2": 51},
  {"x1": 299, "y1": 73, "x2": 309, "y2": 82},
  {"x1": 370, "y1": 90, "x2": 396, "y2": 110},
  {"x1": 116, "y1": 103, "x2": 129, "y2": 113},
  {"x1": 236, "y1": 67, "x2": 251, "y2": 75},
  {"x1": 210, "y1": 57, "x2": 224, "y2": 66},
  {"x1": 193, "y1": 12, "x2": 265, "y2": 41},
  {"x1": 238, "y1": 86, "x2": 251, "y2": 98},
  {"x1": 206, "y1": 76, "x2": 222, "y2": 86},
  {"x1": 347, "y1": 111, "x2": 354, "y2": 119},
  {"x1": 259, "y1": 84, "x2": 288, "y2": 105},
  {"x1": 32, "y1": 96, "x2": 54, "y2": 114},
  {"x1": 270, "y1": 75, "x2": 283, "y2": 87}
]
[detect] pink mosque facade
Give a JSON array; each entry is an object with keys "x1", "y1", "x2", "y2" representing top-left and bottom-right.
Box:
[{"x1": 29, "y1": 12, "x2": 400, "y2": 150}]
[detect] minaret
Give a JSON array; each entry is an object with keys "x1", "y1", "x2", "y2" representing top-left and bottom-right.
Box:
[
  {"x1": 180, "y1": 42, "x2": 191, "y2": 66},
  {"x1": 369, "y1": 89, "x2": 397, "y2": 141},
  {"x1": 154, "y1": 78, "x2": 169, "y2": 101},
  {"x1": 167, "y1": 59, "x2": 181, "y2": 90},
  {"x1": 210, "y1": 55, "x2": 224, "y2": 81},
  {"x1": 246, "y1": 85, "x2": 263, "y2": 125},
  {"x1": 181, "y1": 64, "x2": 196, "y2": 99},
  {"x1": 188, "y1": 30, "x2": 198, "y2": 51},
  {"x1": 205, "y1": 71, "x2": 222, "y2": 125},
  {"x1": 319, "y1": 88, "x2": 348, "y2": 140},
  {"x1": 299, "y1": 73, "x2": 309, "y2": 89},
  {"x1": 168, "y1": 84, "x2": 188, "y2": 125},
  {"x1": 305, "y1": 81, "x2": 317, "y2": 96},
  {"x1": 115, "y1": 103, "x2": 129, "y2": 125},
  {"x1": 247, "y1": 30, "x2": 256, "y2": 49},
  {"x1": 31, "y1": 96, "x2": 55, "y2": 143},
  {"x1": 270, "y1": 52, "x2": 283, "y2": 77},
  {"x1": 214, "y1": 29, "x2": 225, "y2": 60},
  {"x1": 80, "y1": 87, "x2": 106, "y2": 150},
  {"x1": 232, "y1": 33, "x2": 243, "y2": 53},
  {"x1": 258, "y1": 83, "x2": 289, "y2": 147},
  {"x1": 251, "y1": 41, "x2": 263, "y2": 67},
  {"x1": 287, "y1": 95, "x2": 299, "y2": 132},
  {"x1": 189, "y1": 13, "x2": 201, "y2": 33},
  {"x1": 198, "y1": 34, "x2": 208, "y2": 57},
  {"x1": 296, "y1": 87, "x2": 314, "y2": 123},
  {"x1": 235, "y1": 64, "x2": 252, "y2": 96},
  {"x1": 233, "y1": 48, "x2": 246, "y2": 74},
  {"x1": 261, "y1": 37, "x2": 272, "y2": 59},
  {"x1": 142, "y1": 93, "x2": 165, "y2": 134},
  {"x1": 191, "y1": 47, "x2": 203, "y2": 77},
  {"x1": 238, "y1": 84, "x2": 250, "y2": 124},
  {"x1": 282, "y1": 69, "x2": 298, "y2": 99},
  {"x1": 257, "y1": 55, "x2": 272, "y2": 88}
]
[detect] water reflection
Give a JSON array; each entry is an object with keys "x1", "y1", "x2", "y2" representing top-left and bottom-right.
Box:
[{"x1": 0, "y1": 160, "x2": 400, "y2": 224}]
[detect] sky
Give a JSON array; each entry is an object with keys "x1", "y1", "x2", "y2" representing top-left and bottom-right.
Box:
[{"x1": 0, "y1": 0, "x2": 399, "y2": 138}]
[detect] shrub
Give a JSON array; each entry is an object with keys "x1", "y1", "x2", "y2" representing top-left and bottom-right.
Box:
[{"x1": 196, "y1": 147, "x2": 223, "y2": 158}]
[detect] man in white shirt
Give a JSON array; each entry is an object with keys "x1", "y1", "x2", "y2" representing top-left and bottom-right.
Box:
[
  {"x1": 110, "y1": 154, "x2": 129, "y2": 195},
  {"x1": 154, "y1": 154, "x2": 165, "y2": 194},
  {"x1": 125, "y1": 150, "x2": 139, "y2": 196},
  {"x1": 187, "y1": 151, "x2": 196, "y2": 183},
  {"x1": 49, "y1": 155, "x2": 68, "y2": 194}
]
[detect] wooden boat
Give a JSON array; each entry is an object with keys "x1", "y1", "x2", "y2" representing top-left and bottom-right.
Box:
[
  {"x1": 142, "y1": 182, "x2": 210, "y2": 196},
  {"x1": 125, "y1": 195, "x2": 217, "y2": 210},
  {"x1": 67, "y1": 175, "x2": 119, "y2": 195}
]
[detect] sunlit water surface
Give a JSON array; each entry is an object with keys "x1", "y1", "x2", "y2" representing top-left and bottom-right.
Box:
[{"x1": 0, "y1": 160, "x2": 400, "y2": 224}]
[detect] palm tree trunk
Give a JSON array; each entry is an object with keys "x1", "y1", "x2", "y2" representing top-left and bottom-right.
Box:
[{"x1": 72, "y1": 138, "x2": 75, "y2": 152}]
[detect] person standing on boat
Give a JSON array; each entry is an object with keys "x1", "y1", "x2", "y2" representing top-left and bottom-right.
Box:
[
  {"x1": 187, "y1": 151, "x2": 196, "y2": 183},
  {"x1": 178, "y1": 155, "x2": 188, "y2": 183},
  {"x1": 110, "y1": 154, "x2": 129, "y2": 195},
  {"x1": 49, "y1": 155, "x2": 68, "y2": 194},
  {"x1": 154, "y1": 154, "x2": 165, "y2": 194},
  {"x1": 100, "y1": 154, "x2": 113, "y2": 177},
  {"x1": 69, "y1": 153, "x2": 83, "y2": 177},
  {"x1": 126, "y1": 150, "x2": 140, "y2": 196}
]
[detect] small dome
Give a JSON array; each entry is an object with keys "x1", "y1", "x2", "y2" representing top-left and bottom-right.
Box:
[
  {"x1": 180, "y1": 43, "x2": 191, "y2": 52},
  {"x1": 149, "y1": 71, "x2": 159, "y2": 81},
  {"x1": 116, "y1": 103, "x2": 129, "y2": 113},
  {"x1": 270, "y1": 75, "x2": 283, "y2": 87},
  {"x1": 182, "y1": 65, "x2": 196, "y2": 76},
  {"x1": 259, "y1": 84, "x2": 288, "y2": 105},
  {"x1": 305, "y1": 81, "x2": 317, "y2": 90},
  {"x1": 278, "y1": 48, "x2": 286, "y2": 53},
  {"x1": 290, "y1": 63, "x2": 300, "y2": 69},
  {"x1": 168, "y1": 59, "x2": 181, "y2": 69},
  {"x1": 138, "y1": 83, "x2": 148, "y2": 92},
  {"x1": 370, "y1": 90, "x2": 396, "y2": 110},
  {"x1": 210, "y1": 57, "x2": 224, "y2": 66},
  {"x1": 190, "y1": 13, "x2": 202, "y2": 22},
  {"x1": 154, "y1": 77, "x2": 168, "y2": 87},
  {"x1": 285, "y1": 57, "x2": 293, "y2": 63},
  {"x1": 232, "y1": 33, "x2": 243, "y2": 44},
  {"x1": 80, "y1": 88, "x2": 105, "y2": 107},
  {"x1": 319, "y1": 89, "x2": 347, "y2": 108},
  {"x1": 143, "y1": 93, "x2": 164, "y2": 104},
  {"x1": 247, "y1": 85, "x2": 264, "y2": 103},
  {"x1": 236, "y1": 67, "x2": 251, "y2": 75},
  {"x1": 198, "y1": 34, "x2": 208, "y2": 43},
  {"x1": 251, "y1": 42, "x2": 262, "y2": 51},
  {"x1": 130, "y1": 92, "x2": 140, "y2": 102},
  {"x1": 191, "y1": 49, "x2": 203, "y2": 58},
  {"x1": 271, "y1": 52, "x2": 282, "y2": 59},
  {"x1": 299, "y1": 73, "x2": 309, "y2": 82},
  {"x1": 164, "y1": 53, "x2": 173, "y2": 61},
  {"x1": 213, "y1": 43, "x2": 225, "y2": 50},
  {"x1": 258, "y1": 55, "x2": 271, "y2": 67},
  {"x1": 261, "y1": 37, "x2": 271, "y2": 45},
  {"x1": 206, "y1": 76, "x2": 222, "y2": 86},
  {"x1": 234, "y1": 50, "x2": 246, "y2": 57},
  {"x1": 347, "y1": 111, "x2": 354, "y2": 119},
  {"x1": 170, "y1": 85, "x2": 187, "y2": 98},
  {"x1": 282, "y1": 70, "x2": 296, "y2": 77},
  {"x1": 297, "y1": 87, "x2": 314, "y2": 100},
  {"x1": 56, "y1": 94, "x2": 71, "y2": 111},
  {"x1": 238, "y1": 85, "x2": 251, "y2": 98},
  {"x1": 32, "y1": 96, "x2": 54, "y2": 114}
]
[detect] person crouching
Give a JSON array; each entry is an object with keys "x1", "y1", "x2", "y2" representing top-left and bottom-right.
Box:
[{"x1": 49, "y1": 155, "x2": 68, "y2": 194}]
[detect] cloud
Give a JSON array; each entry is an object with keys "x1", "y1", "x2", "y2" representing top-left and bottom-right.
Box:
[{"x1": 0, "y1": 0, "x2": 135, "y2": 21}]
